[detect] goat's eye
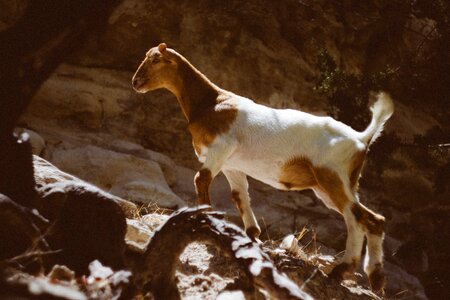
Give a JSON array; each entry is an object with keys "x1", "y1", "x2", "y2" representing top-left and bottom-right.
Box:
[{"x1": 152, "y1": 58, "x2": 160, "y2": 64}]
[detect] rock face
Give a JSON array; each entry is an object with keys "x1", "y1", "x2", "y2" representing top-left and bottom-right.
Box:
[
  {"x1": 33, "y1": 155, "x2": 138, "y2": 219},
  {"x1": 33, "y1": 156, "x2": 131, "y2": 273},
  {"x1": 24, "y1": 123, "x2": 186, "y2": 209},
  {"x1": 19, "y1": 0, "x2": 448, "y2": 298},
  {"x1": 50, "y1": 145, "x2": 184, "y2": 208}
]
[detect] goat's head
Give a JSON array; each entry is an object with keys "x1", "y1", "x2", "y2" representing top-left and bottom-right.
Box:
[{"x1": 132, "y1": 43, "x2": 178, "y2": 93}]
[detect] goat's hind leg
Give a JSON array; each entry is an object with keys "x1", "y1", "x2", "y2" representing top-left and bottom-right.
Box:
[
  {"x1": 319, "y1": 172, "x2": 386, "y2": 292},
  {"x1": 312, "y1": 172, "x2": 366, "y2": 281},
  {"x1": 223, "y1": 170, "x2": 261, "y2": 240},
  {"x1": 352, "y1": 202, "x2": 386, "y2": 293},
  {"x1": 329, "y1": 202, "x2": 366, "y2": 281}
]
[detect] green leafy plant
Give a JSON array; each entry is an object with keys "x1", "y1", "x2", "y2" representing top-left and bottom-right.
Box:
[{"x1": 314, "y1": 48, "x2": 398, "y2": 131}]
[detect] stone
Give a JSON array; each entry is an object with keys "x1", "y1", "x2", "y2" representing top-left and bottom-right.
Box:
[
  {"x1": 14, "y1": 127, "x2": 46, "y2": 156},
  {"x1": 125, "y1": 219, "x2": 153, "y2": 253},
  {"x1": 280, "y1": 234, "x2": 301, "y2": 255},
  {"x1": 87, "y1": 260, "x2": 114, "y2": 281},
  {"x1": 49, "y1": 145, "x2": 185, "y2": 208},
  {"x1": 141, "y1": 213, "x2": 170, "y2": 231},
  {"x1": 48, "y1": 265, "x2": 76, "y2": 282},
  {"x1": 33, "y1": 156, "x2": 130, "y2": 273},
  {"x1": 40, "y1": 181, "x2": 128, "y2": 274},
  {"x1": 33, "y1": 155, "x2": 138, "y2": 219}
]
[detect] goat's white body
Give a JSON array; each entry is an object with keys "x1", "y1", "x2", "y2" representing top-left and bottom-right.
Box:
[{"x1": 198, "y1": 94, "x2": 366, "y2": 195}]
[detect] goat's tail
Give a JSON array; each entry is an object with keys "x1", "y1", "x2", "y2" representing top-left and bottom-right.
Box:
[{"x1": 359, "y1": 92, "x2": 394, "y2": 146}]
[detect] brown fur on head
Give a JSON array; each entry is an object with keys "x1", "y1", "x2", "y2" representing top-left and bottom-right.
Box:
[{"x1": 132, "y1": 43, "x2": 179, "y2": 93}]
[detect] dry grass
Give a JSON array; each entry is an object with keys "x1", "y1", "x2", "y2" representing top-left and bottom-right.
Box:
[{"x1": 130, "y1": 201, "x2": 175, "y2": 220}]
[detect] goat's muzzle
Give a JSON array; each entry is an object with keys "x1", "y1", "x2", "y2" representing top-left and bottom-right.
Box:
[{"x1": 132, "y1": 77, "x2": 148, "y2": 92}]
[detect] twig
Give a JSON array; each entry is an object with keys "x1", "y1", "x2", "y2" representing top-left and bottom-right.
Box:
[
  {"x1": 415, "y1": 26, "x2": 438, "y2": 58},
  {"x1": 300, "y1": 266, "x2": 320, "y2": 290},
  {"x1": 5, "y1": 249, "x2": 62, "y2": 263},
  {"x1": 261, "y1": 217, "x2": 271, "y2": 241}
]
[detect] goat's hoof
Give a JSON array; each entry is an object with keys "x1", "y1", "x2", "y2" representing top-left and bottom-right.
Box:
[
  {"x1": 368, "y1": 265, "x2": 386, "y2": 294},
  {"x1": 203, "y1": 206, "x2": 213, "y2": 211},
  {"x1": 196, "y1": 203, "x2": 212, "y2": 211},
  {"x1": 328, "y1": 262, "x2": 354, "y2": 282},
  {"x1": 245, "y1": 226, "x2": 261, "y2": 241}
]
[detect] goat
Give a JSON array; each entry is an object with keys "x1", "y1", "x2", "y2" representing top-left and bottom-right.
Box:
[{"x1": 132, "y1": 43, "x2": 394, "y2": 292}]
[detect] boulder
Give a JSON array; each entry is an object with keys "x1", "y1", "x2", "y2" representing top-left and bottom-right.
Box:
[
  {"x1": 125, "y1": 219, "x2": 153, "y2": 253},
  {"x1": 49, "y1": 145, "x2": 185, "y2": 208},
  {"x1": 32, "y1": 156, "x2": 132, "y2": 273},
  {"x1": 141, "y1": 213, "x2": 169, "y2": 231},
  {"x1": 125, "y1": 214, "x2": 171, "y2": 253},
  {"x1": 33, "y1": 155, "x2": 137, "y2": 218},
  {"x1": 40, "y1": 181, "x2": 127, "y2": 274}
]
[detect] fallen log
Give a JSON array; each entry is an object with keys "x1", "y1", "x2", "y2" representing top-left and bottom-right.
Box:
[{"x1": 133, "y1": 206, "x2": 312, "y2": 300}]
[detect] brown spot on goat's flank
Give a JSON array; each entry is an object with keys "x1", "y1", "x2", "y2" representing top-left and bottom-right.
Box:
[
  {"x1": 278, "y1": 157, "x2": 316, "y2": 190},
  {"x1": 351, "y1": 203, "x2": 385, "y2": 235},
  {"x1": 231, "y1": 190, "x2": 244, "y2": 216},
  {"x1": 313, "y1": 166, "x2": 349, "y2": 213},
  {"x1": 349, "y1": 149, "x2": 366, "y2": 190},
  {"x1": 194, "y1": 168, "x2": 212, "y2": 205},
  {"x1": 279, "y1": 156, "x2": 349, "y2": 213},
  {"x1": 189, "y1": 98, "x2": 238, "y2": 149}
]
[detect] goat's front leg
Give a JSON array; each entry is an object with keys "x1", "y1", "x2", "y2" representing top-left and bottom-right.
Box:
[
  {"x1": 223, "y1": 170, "x2": 261, "y2": 240},
  {"x1": 194, "y1": 142, "x2": 235, "y2": 206}
]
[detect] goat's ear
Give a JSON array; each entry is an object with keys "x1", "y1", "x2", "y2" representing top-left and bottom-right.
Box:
[
  {"x1": 159, "y1": 43, "x2": 177, "y2": 61},
  {"x1": 158, "y1": 43, "x2": 167, "y2": 53}
]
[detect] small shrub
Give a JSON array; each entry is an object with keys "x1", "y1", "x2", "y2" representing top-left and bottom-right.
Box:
[{"x1": 314, "y1": 48, "x2": 398, "y2": 131}]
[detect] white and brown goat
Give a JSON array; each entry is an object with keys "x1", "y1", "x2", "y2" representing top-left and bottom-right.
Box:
[{"x1": 132, "y1": 43, "x2": 394, "y2": 292}]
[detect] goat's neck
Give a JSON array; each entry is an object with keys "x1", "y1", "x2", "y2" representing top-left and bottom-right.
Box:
[{"x1": 167, "y1": 58, "x2": 220, "y2": 122}]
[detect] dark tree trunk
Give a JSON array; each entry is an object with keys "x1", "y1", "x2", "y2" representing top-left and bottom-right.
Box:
[{"x1": 0, "y1": 0, "x2": 121, "y2": 206}]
